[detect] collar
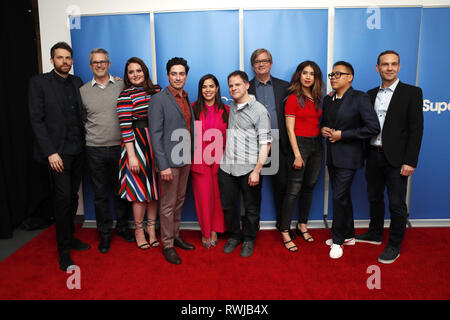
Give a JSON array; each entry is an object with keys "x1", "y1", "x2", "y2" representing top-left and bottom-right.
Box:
[
  {"x1": 52, "y1": 69, "x2": 71, "y2": 83},
  {"x1": 235, "y1": 95, "x2": 256, "y2": 110},
  {"x1": 255, "y1": 76, "x2": 272, "y2": 87},
  {"x1": 167, "y1": 85, "x2": 187, "y2": 98},
  {"x1": 91, "y1": 74, "x2": 115, "y2": 87},
  {"x1": 332, "y1": 87, "x2": 352, "y2": 101},
  {"x1": 379, "y1": 78, "x2": 400, "y2": 92}
]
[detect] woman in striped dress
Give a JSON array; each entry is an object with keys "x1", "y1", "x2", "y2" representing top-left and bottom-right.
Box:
[{"x1": 117, "y1": 57, "x2": 160, "y2": 250}]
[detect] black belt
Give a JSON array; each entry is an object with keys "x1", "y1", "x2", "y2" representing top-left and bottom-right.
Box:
[
  {"x1": 370, "y1": 145, "x2": 384, "y2": 152},
  {"x1": 133, "y1": 119, "x2": 148, "y2": 128}
]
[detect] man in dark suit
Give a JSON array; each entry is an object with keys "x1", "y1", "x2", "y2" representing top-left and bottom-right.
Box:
[
  {"x1": 356, "y1": 50, "x2": 424, "y2": 264},
  {"x1": 248, "y1": 48, "x2": 290, "y2": 233},
  {"x1": 321, "y1": 61, "x2": 380, "y2": 259},
  {"x1": 28, "y1": 42, "x2": 90, "y2": 271},
  {"x1": 148, "y1": 57, "x2": 196, "y2": 265}
]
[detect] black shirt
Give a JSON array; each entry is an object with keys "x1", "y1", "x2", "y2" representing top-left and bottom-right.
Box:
[{"x1": 51, "y1": 70, "x2": 83, "y2": 155}]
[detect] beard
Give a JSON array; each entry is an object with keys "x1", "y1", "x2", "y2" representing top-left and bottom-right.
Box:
[{"x1": 54, "y1": 64, "x2": 71, "y2": 75}]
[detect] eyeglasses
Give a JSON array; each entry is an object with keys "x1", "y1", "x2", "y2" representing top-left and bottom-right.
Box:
[
  {"x1": 328, "y1": 71, "x2": 351, "y2": 79},
  {"x1": 254, "y1": 59, "x2": 271, "y2": 65},
  {"x1": 90, "y1": 60, "x2": 109, "y2": 66}
]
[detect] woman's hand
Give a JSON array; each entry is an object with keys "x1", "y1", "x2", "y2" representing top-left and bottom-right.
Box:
[
  {"x1": 128, "y1": 154, "x2": 140, "y2": 174},
  {"x1": 293, "y1": 155, "x2": 305, "y2": 170}
]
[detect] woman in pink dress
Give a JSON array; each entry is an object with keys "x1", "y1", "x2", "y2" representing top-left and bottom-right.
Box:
[{"x1": 191, "y1": 74, "x2": 229, "y2": 248}]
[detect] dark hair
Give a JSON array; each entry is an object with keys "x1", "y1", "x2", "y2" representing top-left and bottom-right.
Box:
[
  {"x1": 166, "y1": 57, "x2": 189, "y2": 75},
  {"x1": 288, "y1": 60, "x2": 324, "y2": 108},
  {"x1": 193, "y1": 74, "x2": 228, "y2": 123},
  {"x1": 123, "y1": 57, "x2": 158, "y2": 95},
  {"x1": 377, "y1": 50, "x2": 400, "y2": 65},
  {"x1": 227, "y1": 70, "x2": 249, "y2": 83},
  {"x1": 333, "y1": 61, "x2": 354, "y2": 76},
  {"x1": 50, "y1": 42, "x2": 73, "y2": 59}
]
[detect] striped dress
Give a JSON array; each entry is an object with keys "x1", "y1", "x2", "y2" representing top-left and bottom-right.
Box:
[{"x1": 116, "y1": 86, "x2": 160, "y2": 203}]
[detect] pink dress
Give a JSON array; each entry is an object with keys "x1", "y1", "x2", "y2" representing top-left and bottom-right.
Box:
[{"x1": 191, "y1": 103, "x2": 229, "y2": 238}]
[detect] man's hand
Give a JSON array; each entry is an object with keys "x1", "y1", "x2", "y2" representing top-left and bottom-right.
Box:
[
  {"x1": 329, "y1": 130, "x2": 342, "y2": 143},
  {"x1": 160, "y1": 168, "x2": 173, "y2": 181},
  {"x1": 248, "y1": 170, "x2": 260, "y2": 187},
  {"x1": 48, "y1": 153, "x2": 64, "y2": 173},
  {"x1": 400, "y1": 164, "x2": 415, "y2": 176}
]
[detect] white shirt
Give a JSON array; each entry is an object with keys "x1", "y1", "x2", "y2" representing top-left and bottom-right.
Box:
[
  {"x1": 91, "y1": 74, "x2": 115, "y2": 89},
  {"x1": 371, "y1": 78, "x2": 400, "y2": 147}
]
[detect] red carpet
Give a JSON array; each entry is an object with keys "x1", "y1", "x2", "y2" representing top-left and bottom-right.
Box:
[{"x1": 0, "y1": 225, "x2": 449, "y2": 300}]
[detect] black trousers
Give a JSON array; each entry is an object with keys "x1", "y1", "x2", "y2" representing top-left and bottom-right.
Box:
[
  {"x1": 86, "y1": 146, "x2": 130, "y2": 236},
  {"x1": 328, "y1": 166, "x2": 356, "y2": 245},
  {"x1": 50, "y1": 153, "x2": 84, "y2": 252},
  {"x1": 218, "y1": 169, "x2": 262, "y2": 242},
  {"x1": 280, "y1": 136, "x2": 323, "y2": 230},
  {"x1": 366, "y1": 149, "x2": 408, "y2": 249}
]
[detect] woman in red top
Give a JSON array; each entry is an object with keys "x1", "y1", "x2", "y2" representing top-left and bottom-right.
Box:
[
  {"x1": 191, "y1": 74, "x2": 229, "y2": 248},
  {"x1": 280, "y1": 61, "x2": 324, "y2": 252}
]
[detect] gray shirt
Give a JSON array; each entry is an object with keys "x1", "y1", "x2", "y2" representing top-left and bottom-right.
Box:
[
  {"x1": 220, "y1": 95, "x2": 272, "y2": 176},
  {"x1": 255, "y1": 77, "x2": 278, "y2": 130},
  {"x1": 80, "y1": 76, "x2": 124, "y2": 147}
]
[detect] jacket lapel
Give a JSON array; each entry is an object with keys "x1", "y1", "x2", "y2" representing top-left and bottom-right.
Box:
[{"x1": 384, "y1": 81, "x2": 403, "y2": 122}]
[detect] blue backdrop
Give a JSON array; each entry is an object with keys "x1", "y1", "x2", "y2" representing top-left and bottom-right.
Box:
[
  {"x1": 244, "y1": 9, "x2": 328, "y2": 221},
  {"x1": 70, "y1": 7, "x2": 450, "y2": 224},
  {"x1": 412, "y1": 7, "x2": 450, "y2": 219},
  {"x1": 333, "y1": 7, "x2": 422, "y2": 221}
]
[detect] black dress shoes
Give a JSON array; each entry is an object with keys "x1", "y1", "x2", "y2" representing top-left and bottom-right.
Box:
[
  {"x1": 71, "y1": 238, "x2": 91, "y2": 251},
  {"x1": 117, "y1": 229, "x2": 135, "y2": 243},
  {"x1": 59, "y1": 251, "x2": 75, "y2": 271},
  {"x1": 174, "y1": 237, "x2": 195, "y2": 250},
  {"x1": 163, "y1": 247, "x2": 182, "y2": 265},
  {"x1": 98, "y1": 234, "x2": 111, "y2": 253}
]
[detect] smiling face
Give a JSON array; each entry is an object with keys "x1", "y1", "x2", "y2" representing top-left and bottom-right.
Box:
[
  {"x1": 127, "y1": 62, "x2": 145, "y2": 87},
  {"x1": 252, "y1": 51, "x2": 273, "y2": 80},
  {"x1": 201, "y1": 78, "x2": 218, "y2": 105},
  {"x1": 90, "y1": 52, "x2": 110, "y2": 79},
  {"x1": 167, "y1": 64, "x2": 187, "y2": 91},
  {"x1": 376, "y1": 53, "x2": 400, "y2": 86},
  {"x1": 51, "y1": 48, "x2": 73, "y2": 76}
]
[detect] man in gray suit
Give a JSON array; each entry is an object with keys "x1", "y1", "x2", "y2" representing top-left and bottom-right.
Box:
[{"x1": 148, "y1": 57, "x2": 196, "y2": 265}]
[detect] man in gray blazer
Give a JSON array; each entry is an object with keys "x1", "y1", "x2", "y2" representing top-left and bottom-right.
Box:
[{"x1": 148, "y1": 57, "x2": 196, "y2": 265}]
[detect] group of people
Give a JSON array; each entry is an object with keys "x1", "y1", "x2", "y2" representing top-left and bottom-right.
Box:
[{"x1": 28, "y1": 42, "x2": 423, "y2": 271}]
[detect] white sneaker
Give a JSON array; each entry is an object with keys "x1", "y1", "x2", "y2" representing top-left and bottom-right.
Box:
[
  {"x1": 325, "y1": 238, "x2": 355, "y2": 246},
  {"x1": 329, "y1": 243, "x2": 343, "y2": 259}
]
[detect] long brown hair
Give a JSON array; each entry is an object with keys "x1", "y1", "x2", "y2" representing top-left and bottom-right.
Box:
[
  {"x1": 193, "y1": 74, "x2": 228, "y2": 123},
  {"x1": 288, "y1": 60, "x2": 324, "y2": 109},
  {"x1": 123, "y1": 57, "x2": 158, "y2": 95}
]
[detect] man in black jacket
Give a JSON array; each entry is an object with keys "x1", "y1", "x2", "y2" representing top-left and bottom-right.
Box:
[
  {"x1": 321, "y1": 61, "x2": 380, "y2": 260},
  {"x1": 28, "y1": 42, "x2": 90, "y2": 271},
  {"x1": 356, "y1": 50, "x2": 424, "y2": 264},
  {"x1": 248, "y1": 48, "x2": 289, "y2": 233}
]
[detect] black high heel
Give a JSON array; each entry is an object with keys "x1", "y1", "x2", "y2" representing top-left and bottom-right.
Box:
[
  {"x1": 281, "y1": 231, "x2": 298, "y2": 252},
  {"x1": 296, "y1": 224, "x2": 314, "y2": 242}
]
